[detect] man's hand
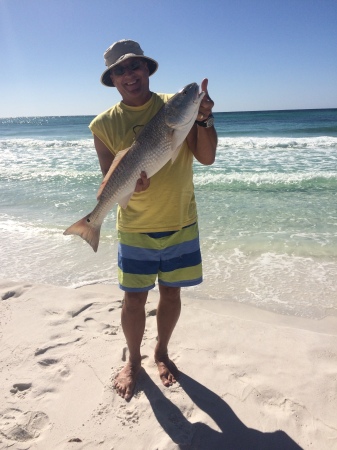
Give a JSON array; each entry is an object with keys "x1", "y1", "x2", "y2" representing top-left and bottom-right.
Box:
[
  {"x1": 135, "y1": 171, "x2": 150, "y2": 192},
  {"x1": 197, "y1": 78, "x2": 214, "y2": 121},
  {"x1": 186, "y1": 78, "x2": 217, "y2": 165}
]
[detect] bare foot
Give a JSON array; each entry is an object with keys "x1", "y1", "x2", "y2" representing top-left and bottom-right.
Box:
[
  {"x1": 113, "y1": 361, "x2": 141, "y2": 401},
  {"x1": 155, "y1": 353, "x2": 179, "y2": 386}
]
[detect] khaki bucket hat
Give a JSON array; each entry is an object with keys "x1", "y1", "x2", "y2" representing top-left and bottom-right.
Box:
[{"x1": 100, "y1": 39, "x2": 159, "y2": 87}]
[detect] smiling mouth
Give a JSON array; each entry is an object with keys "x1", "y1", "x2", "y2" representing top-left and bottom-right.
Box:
[{"x1": 125, "y1": 80, "x2": 138, "y2": 86}]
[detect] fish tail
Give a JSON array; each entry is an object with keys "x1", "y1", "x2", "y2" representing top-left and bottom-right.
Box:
[{"x1": 63, "y1": 214, "x2": 101, "y2": 252}]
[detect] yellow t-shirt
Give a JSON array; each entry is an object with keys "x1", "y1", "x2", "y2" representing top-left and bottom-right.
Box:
[{"x1": 89, "y1": 93, "x2": 197, "y2": 233}]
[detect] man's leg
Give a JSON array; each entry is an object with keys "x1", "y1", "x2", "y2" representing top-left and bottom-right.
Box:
[
  {"x1": 155, "y1": 285, "x2": 181, "y2": 386},
  {"x1": 114, "y1": 291, "x2": 148, "y2": 400}
]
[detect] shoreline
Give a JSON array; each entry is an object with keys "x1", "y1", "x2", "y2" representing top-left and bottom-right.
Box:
[
  {"x1": 1, "y1": 279, "x2": 336, "y2": 449},
  {"x1": 79, "y1": 282, "x2": 337, "y2": 334}
]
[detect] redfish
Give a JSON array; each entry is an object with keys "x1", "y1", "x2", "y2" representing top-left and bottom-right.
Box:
[{"x1": 64, "y1": 83, "x2": 205, "y2": 252}]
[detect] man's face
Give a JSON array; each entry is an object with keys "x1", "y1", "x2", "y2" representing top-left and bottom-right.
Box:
[{"x1": 110, "y1": 58, "x2": 151, "y2": 106}]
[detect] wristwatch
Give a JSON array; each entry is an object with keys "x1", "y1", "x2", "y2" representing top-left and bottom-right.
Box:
[{"x1": 195, "y1": 113, "x2": 214, "y2": 128}]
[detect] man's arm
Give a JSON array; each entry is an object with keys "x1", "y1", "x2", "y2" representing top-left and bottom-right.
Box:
[
  {"x1": 94, "y1": 134, "x2": 114, "y2": 176},
  {"x1": 186, "y1": 78, "x2": 218, "y2": 166},
  {"x1": 93, "y1": 134, "x2": 150, "y2": 192}
]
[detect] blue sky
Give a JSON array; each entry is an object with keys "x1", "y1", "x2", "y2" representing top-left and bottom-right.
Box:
[{"x1": 1, "y1": 0, "x2": 336, "y2": 117}]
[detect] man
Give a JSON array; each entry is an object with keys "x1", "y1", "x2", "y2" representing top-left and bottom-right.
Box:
[{"x1": 89, "y1": 39, "x2": 217, "y2": 401}]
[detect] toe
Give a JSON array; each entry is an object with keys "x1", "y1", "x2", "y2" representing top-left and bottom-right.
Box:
[
  {"x1": 169, "y1": 374, "x2": 176, "y2": 384},
  {"x1": 162, "y1": 377, "x2": 171, "y2": 386},
  {"x1": 124, "y1": 388, "x2": 133, "y2": 400}
]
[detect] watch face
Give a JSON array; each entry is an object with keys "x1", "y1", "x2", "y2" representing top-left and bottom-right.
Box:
[
  {"x1": 195, "y1": 114, "x2": 214, "y2": 127},
  {"x1": 206, "y1": 117, "x2": 214, "y2": 127}
]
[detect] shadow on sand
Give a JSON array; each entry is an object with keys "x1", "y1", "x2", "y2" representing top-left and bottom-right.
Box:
[{"x1": 138, "y1": 370, "x2": 303, "y2": 450}]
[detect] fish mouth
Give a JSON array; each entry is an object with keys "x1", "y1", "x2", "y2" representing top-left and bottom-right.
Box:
[
  {"x1": 199, "y1": 90, "x2": 206, "y2": 101},
  {"x1": 194, "y1": 87, "x2": 206, "y2": 104},
  {"x1": 193, "y1": 92, "x2": 205, "y2": 106}
]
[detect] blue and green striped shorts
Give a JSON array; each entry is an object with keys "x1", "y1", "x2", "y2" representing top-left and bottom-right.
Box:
[{"x1": 117, "y1": 222, "x2": 203, "y2": 292}]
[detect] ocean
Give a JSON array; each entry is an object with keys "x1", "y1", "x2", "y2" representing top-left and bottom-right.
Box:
[{"x1": 1, "y1": 109, "x2": 336, "y2": 319}]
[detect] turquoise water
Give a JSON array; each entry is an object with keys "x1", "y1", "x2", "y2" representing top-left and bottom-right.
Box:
[{"x1": 1, "y1": 110, "x2": 336, "y2": 318}]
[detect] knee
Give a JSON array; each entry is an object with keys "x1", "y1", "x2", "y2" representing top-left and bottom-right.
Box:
[
  {"x1": 159, "y1": 286, "x2": 181, "y2": 303},
  {"x1": 123, "y1": 291, "x2": 148, "y2": 312}
]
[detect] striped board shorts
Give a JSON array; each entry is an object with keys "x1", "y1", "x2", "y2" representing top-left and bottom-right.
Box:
[{"x1": 117, "y1": 222, "x2": 203, "y2": 292}]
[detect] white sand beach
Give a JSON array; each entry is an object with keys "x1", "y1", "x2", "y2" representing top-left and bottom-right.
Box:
[{"x1": 0, "y1": 280, "x2": 336, "y2": 449}]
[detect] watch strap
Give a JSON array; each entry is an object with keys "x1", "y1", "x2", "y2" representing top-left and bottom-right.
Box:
[{"x1": 195, "y1": 113, "x2": 214, "y2": 128}]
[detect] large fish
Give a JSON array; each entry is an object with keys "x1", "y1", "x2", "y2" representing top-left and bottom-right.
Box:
[{"x1": 64, "y1": 82, "x2": 205, "y2": 252}]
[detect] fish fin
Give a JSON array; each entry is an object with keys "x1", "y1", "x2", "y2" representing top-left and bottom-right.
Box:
[
  {"x1": 171, "y1": 143, "x2": 183, "y2": 164},
  {"x1": 118, "y1": 192, "x2": 134, "y2": 209},
  {"x1": 63, "y1": 214, "x2": 101, "y2": 253},
  {"x1": 97, "y1": 147, "x2": 131, "y2": 200}
]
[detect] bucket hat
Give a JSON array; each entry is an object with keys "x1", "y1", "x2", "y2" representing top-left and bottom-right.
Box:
[{"x1": 100, "y1": 39, "x2": 159, "y2": 87}]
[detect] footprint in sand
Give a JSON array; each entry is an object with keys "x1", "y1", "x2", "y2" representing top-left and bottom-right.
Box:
[
  {"x1": 147, "y1": 308, "x2": 157, "y2": 317},
  {"x1": 34, "y1": 337, "x2": 81, "y2": 356},
  {"x1": 10, "y1": 383, "x2": 32, "y2": 395},
  {"x1": 69, "y1": 301, "x2": 120, "y2": 335},
  {"x1": 116, "y1": 406, "x2": 140, "y2": 428},
  {"x1": 75, "y1": 317, "x2": 119, "y2": 335},
  {"x1": 37, "y1": 358, "x2": 59, "y2": 367},
  {"x1": 1, "y1": 291, "x2": 16, "y2": 300},
  {"x1": 71, "y1": 303, "x2": 94, "y2": 318},
  {"x1": 0, "y1": 408, "x2": 49, "y2": 442},
  {"x1": 1, "y1": 284, "x2": 32, "y2": 301},
  {"x1": 37, "y1": 357, "x2": 71, "y2": 379}
]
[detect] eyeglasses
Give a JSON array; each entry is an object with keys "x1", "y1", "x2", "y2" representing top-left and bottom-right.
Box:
[{"x1": 111, "y1": 60, "x2": 144, "y2": 77}]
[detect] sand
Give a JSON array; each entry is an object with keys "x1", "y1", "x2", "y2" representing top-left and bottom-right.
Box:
[{"x1": 0, "y1": 279, "x2": 336, "y2": 449}]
